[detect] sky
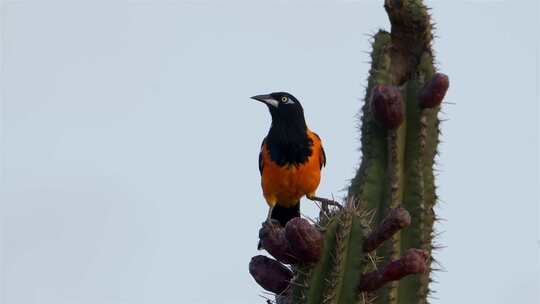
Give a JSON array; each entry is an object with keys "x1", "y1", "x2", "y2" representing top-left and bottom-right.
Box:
[{"x1": 1, "y1": 0, "x2": 538, "y2": 303}]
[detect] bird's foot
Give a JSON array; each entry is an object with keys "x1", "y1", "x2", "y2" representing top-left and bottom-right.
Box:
[{"x1": 307, "y1": 195, "x2": 343, "y2": 210}]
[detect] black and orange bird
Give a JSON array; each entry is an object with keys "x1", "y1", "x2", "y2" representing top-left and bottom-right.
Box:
[{"x1": 252, "y1": 92, "x2": 326, "y2": 227}]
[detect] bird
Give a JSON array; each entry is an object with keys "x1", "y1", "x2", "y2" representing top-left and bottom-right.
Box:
[{"x1": 251, "y1": 92, "x2": 326, "y2": 227}]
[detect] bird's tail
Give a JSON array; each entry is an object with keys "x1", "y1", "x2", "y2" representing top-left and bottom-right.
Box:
[{"x1": 271, "y1": 202, "x2": 300, "y2": 227}]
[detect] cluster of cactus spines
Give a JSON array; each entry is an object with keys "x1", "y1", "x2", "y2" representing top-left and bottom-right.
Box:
[
  {"x1": 250, "y1": 0, "x2": 449, "y2": 303},
  {"x1": 349, "y1": 1, "x2": 449, "y2": 303},
  {"x1": 250, "y1": 200, "x2": 428, "y2": 304}
]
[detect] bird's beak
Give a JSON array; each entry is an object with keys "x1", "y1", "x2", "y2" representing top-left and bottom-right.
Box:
[{"x1": 251, "y1": 94, "x2": 279, "y2": 108}]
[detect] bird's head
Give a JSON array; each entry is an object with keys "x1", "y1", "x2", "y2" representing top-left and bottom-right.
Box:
[{"x1": 251, "y1": 92, "x2": 306, "y2": 126}]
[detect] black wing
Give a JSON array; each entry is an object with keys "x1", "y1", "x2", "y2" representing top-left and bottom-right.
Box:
[
  {"x1": 312, "y1": 132, "x2": 326, "y2": 169},
  {"x1": 258, "y1": 137, "x2": 266, "y2": 176},
  {"x1": 320, "y1": 144, "x2": 326, "y2": 169}
]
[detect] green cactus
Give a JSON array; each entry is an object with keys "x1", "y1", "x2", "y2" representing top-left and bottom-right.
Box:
[
  {"x1": 349, "y1": 1, "x2": 447, "y2": 303},
  {"x1": 250, "y1": 1, "x2": 449, "y2": 303}
]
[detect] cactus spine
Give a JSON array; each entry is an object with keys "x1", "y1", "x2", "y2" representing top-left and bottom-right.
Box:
[{"x1": 250, "y1": 1, "x2": 449, "y2": 303}]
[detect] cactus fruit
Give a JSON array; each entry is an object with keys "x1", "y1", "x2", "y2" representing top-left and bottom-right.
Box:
[
  {"x1": 419, "y1": 73, "x2": 450, "y2": 109},
  {"x1": 371, "y1": 84, "x2": 405, "y2": 129},
  {"x1": 250, "y1": 1, "x2": 449, "y2": 303},
  {"x1": 362, "y1": 207, "x2": 411, "y2": 253},
  {"x1": 259, "y1": 221, "x2": 299, "y2": 265},
  {"x1": 249, "y1": 255, "x2": 293, "y2": 294},
  {"x1": 358, "y1": 249, "x2": 429, "y2": 293},
  {"x1": 284, "y1": 218, "x2": 324, "y2": 264}
]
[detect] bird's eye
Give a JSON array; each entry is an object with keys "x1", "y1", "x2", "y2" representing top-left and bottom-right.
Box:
[{"x1": 281, "y1": 96, "x2": 288, "y2": 103}]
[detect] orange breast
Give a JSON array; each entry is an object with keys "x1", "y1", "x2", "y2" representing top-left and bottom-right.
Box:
[{"x1": 261, "y1": 130, "x2": 323, "y2": 208}]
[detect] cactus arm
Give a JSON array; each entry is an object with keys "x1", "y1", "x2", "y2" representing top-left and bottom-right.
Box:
[
  {"x1": 302, "y1": 207, "x2": 371, "y2": 304},
  {"x1": 418, "y1": 53, "x2": 440, "y2": 300},
  {"x1": 347, "y1": 32, "x2": 404, "y2": 302},
  {"x1": 323, "y1": 207, "x2": 354, "y2": 304},
  {"x1": 336, "y1": 212, "x2": 371, "y2": 304},
  {"x1": 348, "y1": 31, "x2": 392, "y2": 224},
  {"x1": 392, "y1": 79, "x2": 426, "y2": 304}
]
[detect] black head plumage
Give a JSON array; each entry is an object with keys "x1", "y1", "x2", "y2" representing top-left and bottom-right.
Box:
[{"x1": 252, "y1": 92, "x2": 313, "y2": 166}]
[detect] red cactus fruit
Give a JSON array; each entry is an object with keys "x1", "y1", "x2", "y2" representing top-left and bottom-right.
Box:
[
  {"x1": 382, "y1": 249, "x2": 428, "y2": 281},
  {"x1": 370, "y1": 84, "x2": 405, "y2": 129},
  {"x1": 419, "y1": 73, "x2": 449, "y2": 108},
  {"x1": 249, "y1": 255, "x2": 292, "y2": 294},
  {"x1": 363, "y1": 207, "x2": 411, "y2": 252},
  {"x1": 357, "y1": 271, "x2": 385, "y2": 292},
  {"x1": 284, "y1": 218, "x2": 324, "y2": 263},
  {"x1": 358, "y1": 249, "x2": 429, "y2": 292},
  {"x1": 259, "y1": 222, "x2": 298, "y2": 264}
]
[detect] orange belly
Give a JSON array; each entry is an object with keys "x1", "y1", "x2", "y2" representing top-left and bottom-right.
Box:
[{"x1": 261, "y1": 131, "x2": 323, "y2": 208}]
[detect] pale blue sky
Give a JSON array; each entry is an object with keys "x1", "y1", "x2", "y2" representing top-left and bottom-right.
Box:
[{"x1": 1, "y1": 0, "x2": 538, "y2": 303}]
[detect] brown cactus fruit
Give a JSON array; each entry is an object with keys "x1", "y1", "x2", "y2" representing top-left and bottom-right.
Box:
[
  {"x1": 370, "y1": 84, "x2": 405, "y2": 129},
  {"x1": 358, "y1": 249, "x2": 429, "y2": 292},
  {"x1": 259, "y1": 222, "x2": 298, "y2": 264},
  {"x1": 357, "y1": 271, "x2": 385, "y2": 292},
  {"x1": 284, "y1": 217, "x2": 323, "y2": 263},
  {"x1": 419, "y1": 72, "x2": 449, "y2": 108},
  {"x1": 363, "y1": 207, "x2": 411, "y2": 252},
  {"x1": 381, "y1": 249, "x2": 428, "y2": 281},
  {"x1": 249, "y1": 255, "x2": 293, "y2": 294}
]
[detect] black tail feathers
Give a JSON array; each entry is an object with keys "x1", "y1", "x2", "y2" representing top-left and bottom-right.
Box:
[{"x1": 271, "y1": 203, "x2": 300, "y2": 227}]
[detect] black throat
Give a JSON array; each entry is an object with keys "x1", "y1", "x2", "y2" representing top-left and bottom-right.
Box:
[{"x1": 266, "y1": 115, "x2": 313, "y2": 166}]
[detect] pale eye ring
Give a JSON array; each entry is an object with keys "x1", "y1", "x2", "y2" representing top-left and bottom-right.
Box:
[{"x1": 281, "y1": 96, "x2": 288, "y2": 103}]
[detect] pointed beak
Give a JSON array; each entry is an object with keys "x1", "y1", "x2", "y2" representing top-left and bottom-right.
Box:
[{"x1": 251, "y1": 94, "x2": 279, "y2": 108}]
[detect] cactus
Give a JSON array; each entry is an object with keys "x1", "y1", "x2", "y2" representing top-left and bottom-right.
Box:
[
  {"x1": 252, "y1": 201, "x2": 428, "y2": 304},
  {"x1": 349, "y1": 1, "x2": 448, "y2": 303},
  {"x1": 250, "y1": 1, "x2": 449, "y2": 303}
]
